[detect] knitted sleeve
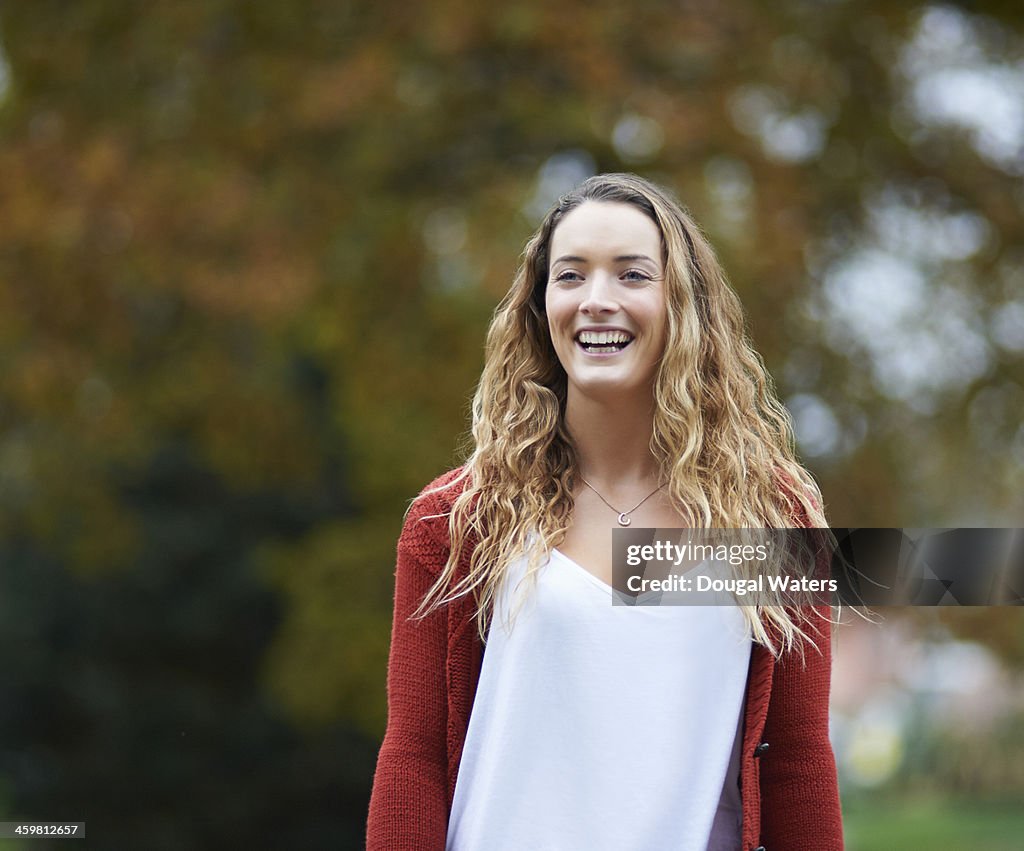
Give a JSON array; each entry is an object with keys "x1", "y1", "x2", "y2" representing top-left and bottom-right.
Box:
[
  {"x1": 366, "y1": 491, "x2": 453, "y2": 851},
  {"x1": 758, "y1": 614, "x2": 844, "y2": 849},
  {"x1": 757, "y1": 474, "x2": 844, "y2": 847}
]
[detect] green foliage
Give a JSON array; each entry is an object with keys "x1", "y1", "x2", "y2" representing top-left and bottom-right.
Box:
[{"x1": 260, "y1": 517, "x2": 396, "y2": 735}]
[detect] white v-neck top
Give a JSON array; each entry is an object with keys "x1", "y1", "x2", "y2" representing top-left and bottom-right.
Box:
[{"x1": 446, "y1": 548, "x2": 752, "y2": 851}]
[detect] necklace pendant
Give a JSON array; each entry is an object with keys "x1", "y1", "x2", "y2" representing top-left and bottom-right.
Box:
[{"x1": 580, "y1": 476, "x2": 664, "y2": 529}]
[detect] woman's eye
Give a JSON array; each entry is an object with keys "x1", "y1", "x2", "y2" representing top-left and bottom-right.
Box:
[
  {"x1": 623, "y1": 269, "x2": 652, "y2": 282},
  {"x1": 554, "y1": 270, "x2": 583, "y2": 283}
]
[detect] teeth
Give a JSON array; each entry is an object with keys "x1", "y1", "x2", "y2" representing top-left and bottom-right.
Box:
[{"x1": 577, "y1": 330, "x2": 633, "y2": 345}]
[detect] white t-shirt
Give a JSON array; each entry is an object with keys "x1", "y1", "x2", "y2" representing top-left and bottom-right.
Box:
[{"x1": 446, "y1": 548, "x2": 752, "y2": 851}]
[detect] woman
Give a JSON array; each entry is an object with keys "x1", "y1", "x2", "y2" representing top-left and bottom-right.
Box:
[{"x1": 367, "y1": 173, "x2": 842, "y2": 850}]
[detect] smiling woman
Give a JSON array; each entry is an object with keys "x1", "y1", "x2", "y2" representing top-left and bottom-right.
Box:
[
  {"x1": 367, "y1": 173, "x2": 843, "y2": 851},
  {"x1": 546, "y1": 201, "x2": 667, "y2": 404}
]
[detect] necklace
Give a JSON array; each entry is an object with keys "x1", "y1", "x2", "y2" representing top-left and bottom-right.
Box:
[{"x1": 579, "y1": 476, "x2": 666, "y2": 527}]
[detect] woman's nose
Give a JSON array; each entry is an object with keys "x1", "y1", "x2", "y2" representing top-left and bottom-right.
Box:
[{"x1": 579, "y1": 274, "x2": 617, "y2": 315}]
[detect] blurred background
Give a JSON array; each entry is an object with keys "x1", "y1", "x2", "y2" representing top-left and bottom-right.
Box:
[{"x1": 0, "y1": 1, "x2": 1022, "y2": 848}]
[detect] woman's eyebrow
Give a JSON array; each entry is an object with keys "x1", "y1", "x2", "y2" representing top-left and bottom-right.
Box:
[{"x1": 552, "y1": 253, "x2": 658, "y2": 265}]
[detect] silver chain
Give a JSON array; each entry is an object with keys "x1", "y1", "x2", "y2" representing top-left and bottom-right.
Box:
[{"x1": 579, "y1": 477, "x2": 666, "y2": 527}]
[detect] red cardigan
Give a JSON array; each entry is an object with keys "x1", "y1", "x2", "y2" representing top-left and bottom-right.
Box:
[{"x1": 367, "y1": 469, "x2": 843, "y2": 850}]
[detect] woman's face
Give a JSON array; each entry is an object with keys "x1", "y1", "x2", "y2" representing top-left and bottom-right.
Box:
[{"x1": 545, "y1": 201, "x2": 667, "y2": 403}]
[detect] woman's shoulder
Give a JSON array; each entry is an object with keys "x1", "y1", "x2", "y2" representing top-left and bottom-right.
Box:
[
  {"x1": 399, "y1": 466, "x2": 472, "y2": 546},
  {"x1": 774, "y1": 465, "x2": 825, "y2": 528},
  {"x1": 412, "y1": 465, "x2": 471, "y2": 512}
]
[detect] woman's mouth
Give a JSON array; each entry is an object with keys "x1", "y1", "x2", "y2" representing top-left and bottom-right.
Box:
[{"x1": 574, "y1": 329, "x2": 635, "y2": 354}]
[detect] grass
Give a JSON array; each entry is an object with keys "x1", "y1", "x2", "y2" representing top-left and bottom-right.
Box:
[{"x1": 843, "y1": 797, "x2": 1024, "y2": 851}]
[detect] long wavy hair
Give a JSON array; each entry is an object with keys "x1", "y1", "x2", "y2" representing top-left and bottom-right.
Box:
[{"x1": 413, "y1": 173, "x2": 828, "y2": 656}]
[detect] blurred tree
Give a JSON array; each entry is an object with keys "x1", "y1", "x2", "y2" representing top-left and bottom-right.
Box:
[
  {"x1": 0, "y1": 0, "x2": 1022, "y2": 846},
  {"x1": 0, "y1": 446, "x2": 374, "y2": 849}
]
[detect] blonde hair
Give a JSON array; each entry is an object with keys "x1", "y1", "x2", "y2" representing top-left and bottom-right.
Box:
[{"x1": 414, "y1": 173, "x2": 828, "y2": 656}]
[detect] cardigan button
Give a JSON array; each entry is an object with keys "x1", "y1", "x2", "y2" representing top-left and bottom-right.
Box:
[{"x1": 754, "y1": 742, "x2": 769, "y2": 757}]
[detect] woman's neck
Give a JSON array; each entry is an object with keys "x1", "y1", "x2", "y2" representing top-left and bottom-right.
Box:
[{"x1": 564, "y1": 392, "x2": 662, "y2": 494}]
